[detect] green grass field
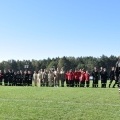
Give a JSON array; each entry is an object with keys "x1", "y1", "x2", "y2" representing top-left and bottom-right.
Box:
[{"x1": 0, "y1": 83, "x2": 120, "y2": 120}]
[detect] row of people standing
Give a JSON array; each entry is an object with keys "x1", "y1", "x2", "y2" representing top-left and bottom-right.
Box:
[
  {"x1": 65, "y1": 69, "x2": 90, "y2": 87},
  {"x1": 0, "y1": 68, "x2": 89, "y2": 87},
  {"x1": 0, "y1": 66, "x2": 119, "y2": 88},
  {"x1": 0, "y1": 68, "x2": 65, "y2": 87},
  {"x1": 92, "y1": 67, "x2": 108, "y2": 88},
  {"x1": 92, "y1": 67, "x2": 119, "y2": 88},
  {"x1": 65, "y1": 66, "x2": 119, "y2": 88},
  {"x1": 33, "y1": 68, "x2": 91, "y2": 87},
  {"x1": 33, "y1": 68, "x2": 65, "y2": 87},
  {"x1": 0, "y1": 70, "x2": 33, "y2": 86}
]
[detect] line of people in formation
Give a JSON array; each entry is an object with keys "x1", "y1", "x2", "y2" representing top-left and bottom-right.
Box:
[{"x1": 0, "y1": 66, "x2": 119, "y2": 88}]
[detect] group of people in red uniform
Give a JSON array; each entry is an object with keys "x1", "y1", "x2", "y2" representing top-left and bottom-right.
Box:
[{"x1": 65, "y1": 69, "x2": 90, "y2": 87}]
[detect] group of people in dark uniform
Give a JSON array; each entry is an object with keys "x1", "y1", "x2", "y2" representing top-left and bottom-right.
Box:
[
  {"x1": 92, "y1": 67, "x2": 118, "y2": 88},
  {"x1": 0, "y1": 70, "x2": 33, "y2": 86},
  {"x1": 0, "y1": 57, "x2": 120, "y2": 92},
  {"x1": 91, "y1": 57, "x2": 120, "y2": 92}
]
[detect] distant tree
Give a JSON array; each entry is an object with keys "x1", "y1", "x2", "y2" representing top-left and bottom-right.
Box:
[
  {"x1": 0, "y1": 55, "x2": 118, "y2": 72},
  {"x1": 47, "y1": 60, "x2": 58, "y2": 70}
]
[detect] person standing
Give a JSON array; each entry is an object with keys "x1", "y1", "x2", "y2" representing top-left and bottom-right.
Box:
[
  {"x1": 67, "y1": 69, "x2": 74, "y2": 87},
  {"x1": 37, "y1": 70, "x2": 41, "y2": 87},
  {"x1": 74, "y1": 69, "x2": 79, "y2": 87},
  {"x1": 60, "y1": 67, "x2": 65, "y2": 87},
  {"x1": 78, "y1": 69, "x2": 82, "y2": 87},
  {"x1": 85, "y1": 71, "x2": 90, "y2": 87},
  {"x1": 109, "y1": 67, "x2": 115, "y2": 88},
  {"x1": 48, "y1": 70, "x2": 54, "y2": 87},
  {"x1": 101, "y1": 68, "x2": 108, "y2": 88},
  {"x1": 28, "y1": 70, "x2": 33, "y2": 86},
  {"x1": 65, "y1": 71, "x2": 69, "y2": 87},
  {"x1": 79, "y1": 69, "x2": 85, "y2": 87},
  {"x1": 115, "y1": 57, "x2": 120, "y2": 92},
  {"x1": 16, "y1": 71, "x2": 21, "y2": 86},
  {"x1": 0, "y1": 70, "x2": 4, "y2": 85},
  {"x1": 54, "y1": 68, "x2": 60, "y2": 87},
  {"x1": 40, "y1": 69, "x2": 44, "y2": 87},
  {"x1": 20, "y1": 70, "x2": 24, "y2": 86},
  {"x1": 9, "y1": 70, "x2": 14, "y2": 86},
  {"x1": 42, "y1": 69, "x2": 48, "y2": 87},
  {"x1": 99, "y1": 67, "x2": 103, "y2": 81},
  {"x1": 33, "y1": 71, "x2": 38, "y2": 86},
  {"x1": 13, "y1": 72, "x2": 17, "y2": 86},
  {"x1": 4, "y1": 70, "x2": 9, "y2": 86},
  {"x1": 92, "y1": 67, "x2": 99, "y2": 88},
  {"x1": 39, "y1": 69, "x2": 43, "y2": 86},
  {"x1": 23, "y1": 71, "x2": 29, "y2": 86}
]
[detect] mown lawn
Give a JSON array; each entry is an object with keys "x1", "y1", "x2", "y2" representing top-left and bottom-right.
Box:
[{"x1": 0, "y1": 85, "x2": 120, "y2": 120}]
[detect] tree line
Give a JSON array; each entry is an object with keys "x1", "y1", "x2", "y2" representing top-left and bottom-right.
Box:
[{"x1": 0, "y1": 55, "x2": 118, "y2": 73}]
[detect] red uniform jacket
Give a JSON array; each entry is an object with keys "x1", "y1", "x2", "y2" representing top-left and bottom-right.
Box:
[
  {"x1": 68, "y1": 72, "x2": 74, "y2": 80},
  {"x1": 80, "y1": 72, "x2": 85, "y2": 81},
  {"x1": 85, "y1": 73, "x2": 90, "y2": 81},
  {"x1": 74, "y1": 72, "x2": 80, "y2": 80},
  {"x1": 78, "y1": 71, "x2": 81, "y2": 79}
]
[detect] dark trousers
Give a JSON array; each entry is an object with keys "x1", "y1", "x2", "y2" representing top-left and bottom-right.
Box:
[
  {"x1": 80, "y1": 81, "x2": 85, "y2": 87},
  {"x1": 109, "y1": 78, "x2": 114, "y2": 88},
  {"x1": 0, "y1": 78, "x2": 2, "y2": 85},
  {"x1": 101, "y1": 79, "x2": 107, "y2": 88},
  {"x1": 4, "y1": 79, "x2": 9, "y2": 86},
  {"x1": 16, "y1": 79, "x2": 22, "y2": 86},
  {"x1": 28, "y1": 79, "x2": 32, "y2": 86},
  {"x1": 68, "y1": 80, "x2": 74, "y2": 87},
  {"x1": 86, "y1": 81, "x2": 90, "y2": 87},
  {"x1": 70, "y1": 80, "x2": 74, "y2": 87},
  {"x1": 23, "y1": 79, "x2": 27, "y2": 86},
  {"x1": 92, "y1": 78, "x2": 98, "y2": 88},
  {"x1": 13, "y1": 80, "x2": 17, "y2": 86},
  {"x1": 113, "y1": 76, "x2": 118, "y2": 88},
  {"x1": 19, "y1": 79, "x2": 23, "y2": 86},
  {"x1": 118, "y1": 75, "x2": 120, "y2": 89},
  {"x1": 61, "y1": 79, "x2": 65, "y2": 87},
  {"x1": 66, "y1": 79, "x2": 69, "y2": 87},
  {"x1": 9, "y1": 78, "x2": 13, "y2": 86},
  {"x1": 74, "y1": 79, "x2": 79, "y2": 87}
]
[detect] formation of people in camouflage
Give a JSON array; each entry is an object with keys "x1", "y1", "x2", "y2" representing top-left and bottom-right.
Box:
[{"x1": 0, "y1": 64, "x2": 120, "y2": 88}]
